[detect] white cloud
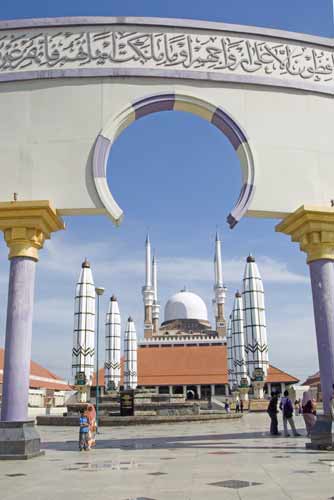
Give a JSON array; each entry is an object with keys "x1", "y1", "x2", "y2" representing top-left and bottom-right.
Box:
[
  {"x1": 251, "y1": 256, "x2": 309, "y2": 284},
  {"x1": 106, "y1": 255, "x2": 309, "y2": 285},
  {"x1": 34, "y1": 298, "x2": 73, "y2": 327},
  {"x1": 268, "y1": 311, "x2": 318, "y2": 383},
  {"x1": 40, "y1": 237, "x2": 309, "y2": 285}
]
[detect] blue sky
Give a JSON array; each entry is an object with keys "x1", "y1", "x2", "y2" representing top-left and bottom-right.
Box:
[
  {"x1": 1, "y1": 0, "x2": 333, "y2": 37},
  {"x1": 0, "y1": 1, "x2": 333, "y2": 383}
]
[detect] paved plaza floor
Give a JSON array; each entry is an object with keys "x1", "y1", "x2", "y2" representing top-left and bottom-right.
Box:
[{"x1": 1, "y1": 413, "x2": 334, "y2": 500}]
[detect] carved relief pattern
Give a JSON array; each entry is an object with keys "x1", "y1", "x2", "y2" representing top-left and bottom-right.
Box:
[{"x1": 0, "y1": 29, "x2": 333, "y2": 86}]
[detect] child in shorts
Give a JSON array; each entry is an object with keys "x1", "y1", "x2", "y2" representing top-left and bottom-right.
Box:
[{"x1": 79, "y1": 408, "x2": 89, "y2": 451}]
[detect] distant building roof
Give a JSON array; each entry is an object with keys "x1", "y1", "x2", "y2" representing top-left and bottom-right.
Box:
[
  {"x1": 93, "y1": 345, "x2": 299, "y2": 386},
  {"x1": 266, "y1": 364, "x2": 299, "y2": 384},
  {"x1": 0, "y1": 348, "x2": 72, "y2": 391},
  {"x1": 301, "y1": 371, "x2": 320, "y2": 387}
]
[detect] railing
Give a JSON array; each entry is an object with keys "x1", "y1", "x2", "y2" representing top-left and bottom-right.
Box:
[{"x1": 139, "y1": 336, "x2": 226, "y2": 346}]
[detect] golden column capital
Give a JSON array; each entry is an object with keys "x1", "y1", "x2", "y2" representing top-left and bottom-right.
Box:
[
  {"x1": 0, "y1": 201, "x2": 65, "y2": 261},
  {"x1": 276, "y1": 205, "x2": 334, "y2": 263}
]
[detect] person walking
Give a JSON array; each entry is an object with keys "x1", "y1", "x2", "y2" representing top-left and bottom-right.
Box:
[
  {"x1": 294, "y1": 400, "x2": 300, "y2": 417},
  {"x1": 79, "y1": 408, "x2": 90, "y2": 451},
  {"x1": 224, "y1": 400, "x2": 230, "y2": 413},
  {"x1": 208, "y1": 390, "x2": 212, "y2": 410},
  {"x1": 267, "y1": 392, "x2": 280, "y2": 435},
  {"x1": 280, "y1": 390, "x2": 301, "y2": 437},
  {"x1": 235, "y1": 399, "x2": 240, "y2": 413},
  {"x1": 302, "y1": 391, "x2": 317, "y2": 437},
  {"x1": 240, "y1": 399, "x2": 244, "y2": 413}
]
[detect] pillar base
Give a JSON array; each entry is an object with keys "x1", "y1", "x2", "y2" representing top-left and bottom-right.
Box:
[
  {"x1": 305, "y1": 415, "x2": 333, "y2": 451},
  {"x1": 0, "y1": 420, "x2": 44, "y2": 460},
  {"x1": 232, "y1": 390, "x2": 240, "y2": 401},
  {"x1": 239, "y1": 387, "x2": 249, "y2": 401},
  {"x1": 253, "y1": 381, "x2": 265, "y2": 399},
  {"x1": 76, "y1": 385, "x2": 90, "y2": 403}
]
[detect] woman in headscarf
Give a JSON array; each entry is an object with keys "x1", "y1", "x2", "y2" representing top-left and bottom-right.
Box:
[
  {"x1": 302, "y1": 391, "x2": 316, "y2": 437},
  {"x1": 86, "y1": 404, "x2": 97, "y2": 449}
]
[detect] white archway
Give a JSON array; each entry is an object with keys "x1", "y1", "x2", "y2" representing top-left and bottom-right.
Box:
[{"x1": 93, "y1": 93, "x2": 255, "y2": 228}]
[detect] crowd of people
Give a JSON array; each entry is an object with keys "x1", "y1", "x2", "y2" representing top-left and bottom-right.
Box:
[
  {"x1": 77, "y1": 386, "x2": 333, "y2": 450},
  {"x1": 267, "y1": 390, "x2": 316, "y2": 437}
]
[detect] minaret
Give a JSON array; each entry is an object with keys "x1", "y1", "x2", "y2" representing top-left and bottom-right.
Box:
[
  {"x1": 152, "y1": 255, "x2": 160, "y2": 335},
  {"x1": 72, "y1": 259, "x2": 96, "y2": 402},
  {"x1": 213, "y1": 231, "x2": 227, "y2": 337},
  {"x1": 231, "y1": 291, "x2": 249, "y2": 400},
  {"x1": 142, "y1": 234, "x2": 154, "y2": 338},
  {"x1": 242, "y1": 255, "x2": 269, "y2": 398},
  {"x1": 104, "y1": 295, "x2": 121, "y2": 391},
  {"x1": 124, "y1": 317, "x2": 138, "y2": 390},
  {"x1": 227, "y1": 314, "x2": 236, "y2": 393}
]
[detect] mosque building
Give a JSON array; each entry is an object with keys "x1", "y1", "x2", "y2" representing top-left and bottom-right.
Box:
[
  {"x1": 82, "y1": 234, "x2": 299, "y2": 400},
  {"x1": 136, "y1": 234, "x2": 298, "y2": 399}
]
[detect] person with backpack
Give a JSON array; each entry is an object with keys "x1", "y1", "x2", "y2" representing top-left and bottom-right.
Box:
[{"x1": 280, "y1": 390, "x2": 301, "y2": 437}]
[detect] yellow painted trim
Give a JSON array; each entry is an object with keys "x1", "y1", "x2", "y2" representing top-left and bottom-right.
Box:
[
  {"x1": 114, "y1": 109, "x2": 136, "y2": 141},
  {"x1": 276, "y1": 205, "x2": 334, "y2": 263},
  {"x1": 0, "y1": 201, "x2": 65, "y2": 260},
  {"x1": 173, "y1": 99, "x2": 214, "y2": 122},
  {"x1": 246, "y1": 209, "x2": 290, "y2": 219}
]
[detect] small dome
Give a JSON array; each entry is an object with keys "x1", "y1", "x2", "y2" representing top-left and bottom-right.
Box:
[
  {"x1": 82, "y1": 258, "x2": 90, "y2": 268},
  {"x1": 164, "y1": 290, "x2": 208, "y2": 322}
]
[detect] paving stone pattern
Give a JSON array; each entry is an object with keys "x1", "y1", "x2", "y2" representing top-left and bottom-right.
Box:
[{"x1": 0, "y1": 413, "x2": 334, "y2": 499}]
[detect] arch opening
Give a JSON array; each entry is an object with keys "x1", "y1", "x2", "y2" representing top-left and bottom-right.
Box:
[{"x1": 93, "y1": 93, "x2": 255, "y2": 228}]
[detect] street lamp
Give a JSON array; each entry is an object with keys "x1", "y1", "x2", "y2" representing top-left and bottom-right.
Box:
[{"x1": 95, "y1": 286, "x2": 105, "y2": 433}]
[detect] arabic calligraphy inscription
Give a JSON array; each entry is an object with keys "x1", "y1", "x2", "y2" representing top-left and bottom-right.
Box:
[{"x1": 0, "y1": 29, "x2": 332, "y2": 87}]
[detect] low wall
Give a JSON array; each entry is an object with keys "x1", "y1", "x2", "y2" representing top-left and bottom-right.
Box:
[
  {"x1": 68, "y1": 392, "x2": 200, "y2": 417},
  {"x1": 28, "y1": 407, "x2": 67, "y2": 418},
  {"x1": 37, "y1": 412, "x2": 242, "y2": 427}
]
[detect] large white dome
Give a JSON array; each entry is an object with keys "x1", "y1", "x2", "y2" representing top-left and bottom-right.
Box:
[{"x1": 164, "y1": 290, "x2": 208, "y2": 322}]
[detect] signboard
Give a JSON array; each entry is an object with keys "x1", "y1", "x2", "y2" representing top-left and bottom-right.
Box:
[
  {"x1": 240, "y1": 377, "x2": 249, "y2": 388},
  {"x1": 75, "y1": 371, "x2": 87, "y2": 386},
  {"x1": 120, "y1": 390, "x2": 135, "y2": 417},
  {"x1": 107, "y1": 380, "x2": 116, "y2": 392},
  {"x1": 254, "y1": 368, "x2": 264, "y2": 382}
]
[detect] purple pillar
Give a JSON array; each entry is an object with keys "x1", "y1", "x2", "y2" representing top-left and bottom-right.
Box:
[
  {"x1": 1, "y1": 257, "x2": 36, "y2": 422},
  {"x1": 309, "y1": 259, "x2": 334, "y2": 415}
]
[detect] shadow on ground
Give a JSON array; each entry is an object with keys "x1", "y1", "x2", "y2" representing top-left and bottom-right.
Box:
[{"x1": 40, "y1": 428, "x2": 309, "y2": 452}]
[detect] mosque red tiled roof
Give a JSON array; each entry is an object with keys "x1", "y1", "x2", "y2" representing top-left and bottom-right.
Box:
[
  {"x1": 0, "y1": 348, "x2": 72, "y2": 391},
  {"x1": 265, "y1": 364, "x2": 299, "y2": 384},
  {"x1": 301, "y1": 371, "x2": 320, "y2": 387},
  {"x1": 93, "y1": 344, "x2": 299, "y2": 386}
]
